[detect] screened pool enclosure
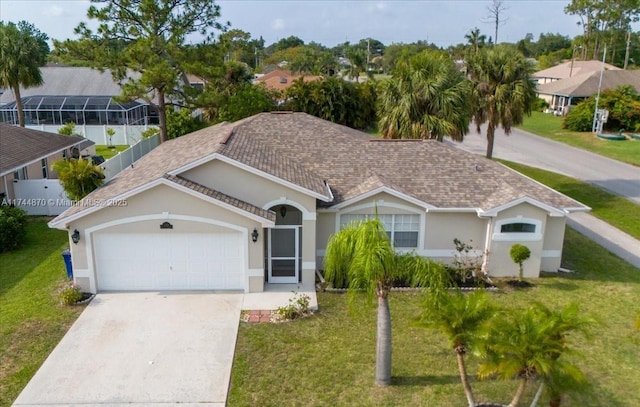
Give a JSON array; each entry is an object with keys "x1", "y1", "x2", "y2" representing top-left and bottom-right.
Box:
[{"x1": 0, "y1": 95, "x2": 154, "y2": 126}]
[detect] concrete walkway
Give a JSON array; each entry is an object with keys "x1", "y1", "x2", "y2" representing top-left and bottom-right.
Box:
[{"x1": 568, "y1": 212, "x2": 640, "y2": 269}]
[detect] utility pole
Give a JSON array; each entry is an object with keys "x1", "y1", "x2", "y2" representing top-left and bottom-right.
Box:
[
  {"x1": 592, "y1": 45, "x2": 607, "y2": 134},
  {"x1": 623, "y1": 30, "x2": 631, "y2": 70}
]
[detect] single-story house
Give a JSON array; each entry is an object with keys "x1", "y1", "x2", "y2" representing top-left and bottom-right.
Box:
[
  {"x1": 1, "y1": 123, "x2": 94, "y2": 213},
  {"x1": 49, "y1": 113, "x2": 589, "y2": 294},
  {"x1": 537, "y1": 70, "x2": 640, "y2": 115},
  {"x1": 253, "y1": 69, "x2": 321, "y2": 92},
  {"x1": 0, "y1": 66, "x2": 158, "y2": 145},
  {"x1": 533, "y1": 59, "x2": 620, "y2": 85}
]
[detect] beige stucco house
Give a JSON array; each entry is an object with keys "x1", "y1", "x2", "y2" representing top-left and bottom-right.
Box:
[{"x1": 49, "y1": 113, "x2": 589, "y2": 294}]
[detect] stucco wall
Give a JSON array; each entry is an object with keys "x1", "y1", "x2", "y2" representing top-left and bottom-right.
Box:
[
  {"x1": 541, "y1": 216, "x2": 567, "y2": 272},
  {"x1": 181, "y1": 159, "x2": 317, "y2": 214},
  {"x1": 69, "y1": 184, "x2": 266, "y2": 292}
]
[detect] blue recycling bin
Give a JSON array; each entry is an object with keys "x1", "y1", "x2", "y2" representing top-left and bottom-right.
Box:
[{"x1": 62, "y1": 249, "x2": 73, "y2": 280}]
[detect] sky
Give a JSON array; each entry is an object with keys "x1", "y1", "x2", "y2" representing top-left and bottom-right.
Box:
[{"x1": 0, "y1": 0, "x2": 596, "y2": 48}]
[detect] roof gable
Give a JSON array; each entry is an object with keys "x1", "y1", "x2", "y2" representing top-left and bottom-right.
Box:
[{"x1": 0, "y1": 124, "x2": 90, "y2": 176}]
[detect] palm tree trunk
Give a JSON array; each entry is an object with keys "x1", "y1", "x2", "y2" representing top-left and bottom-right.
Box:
[
  {"x1": 456, "y1": 350, "x2": 476, "y2": 407},
  {"x1": 375, "y1": 294, "x2": 392, "y2": 386},
  {"x1": 157, "y1": 89, "x2": 168, "y2": 143},
  {"x1": 530, "y1": 382, "x2": 544, "y2": 407},
  {"x1": 13, "y1": 85, "x2": 25, "y2": 127},
  {"x1": 509, "y1": 377, "x2": 528, "y2": 407},
  {"x1": 485, "y1": 123, "x2": 496, "y2": 159}
]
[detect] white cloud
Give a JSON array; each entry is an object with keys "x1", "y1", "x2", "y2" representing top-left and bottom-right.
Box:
[
  {"x1": 271, "y1": 18, "x2": 285, "y2": 31},
  {"x1": 42, "y1": 5, "x2": 64, "y2": 17}
]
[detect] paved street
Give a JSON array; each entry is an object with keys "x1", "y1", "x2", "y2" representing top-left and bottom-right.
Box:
[{"x1": 448, "y1": 124, "x2": 640, "y2": 205}]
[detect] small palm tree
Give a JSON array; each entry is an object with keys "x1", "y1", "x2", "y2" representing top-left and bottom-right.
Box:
[
  {"x1": 345, "y1": 48, "x2": 370, "y2": 83},
  {"x1": 53, "y1": 158, "x2": 105, "y2": 201},
  {"x1": 377, "y1": 50, "x2": 471, "y2": 142},
  {"x1": 418, "y1": 289, "x2": 497, "y2": 407},
  {"x1": 466, "y1": 46, "x2": 536, "y2": 159},
  {"x1": 324, "y1": 218, "x2": 448, "y2": 386},
  {"x1": 478, "y1": 303, "x2": 592, "y2": 407}
]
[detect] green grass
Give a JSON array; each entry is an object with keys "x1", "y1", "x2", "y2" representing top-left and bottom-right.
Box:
[
  {"x1": 229, "y1": 228, "x2": 640, "y2": 406},
  {"x1": 95, "y1": 145, "x2": 129, "y2": 160},
  {"x1": 0, "y1": 220, "x2": 86, "y2": 406},
  {"x1": 500, "y1": 160, "x2": 640, "y2": 240},
  {"x1": 518, "y1": 112, "x2": 640, "y2": 167}
]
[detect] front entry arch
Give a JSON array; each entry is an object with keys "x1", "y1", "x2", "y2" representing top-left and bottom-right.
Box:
[{"x1": 267, "y1": 204, "x2": 301, "y2": 283}]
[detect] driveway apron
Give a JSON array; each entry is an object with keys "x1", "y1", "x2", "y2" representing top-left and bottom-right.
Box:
[{"x1": 13, "y1": 292, "x2": 243, "y2": 406}]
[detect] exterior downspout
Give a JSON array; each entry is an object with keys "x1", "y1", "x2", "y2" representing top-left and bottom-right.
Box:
[{"x1": 481, "y1": 217, "x2": 493, "y2": 274}]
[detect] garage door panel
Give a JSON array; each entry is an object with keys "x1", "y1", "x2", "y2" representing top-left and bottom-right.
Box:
[{"x1": 94, "y1": 231, "x2": 244, "y2": 291}]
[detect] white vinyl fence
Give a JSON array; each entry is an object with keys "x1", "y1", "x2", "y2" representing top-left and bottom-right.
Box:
[
  {"x1": 13, "y1": 179, "x2": 72, "y2": 216},
  {"x1": 25, "y1": 124, "x2": 157, "y2": 145},
  {"x1": 101, "y1": 134, "x2": 159, "y2": 182}
]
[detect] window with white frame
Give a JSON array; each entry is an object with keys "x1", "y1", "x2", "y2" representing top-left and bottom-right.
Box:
[
  {"x1": 340, "y1": 213, "x2": 420, "y2": 248},
  {"x1": 493, "y1": 218, "x2": 542, "y2": 241}
]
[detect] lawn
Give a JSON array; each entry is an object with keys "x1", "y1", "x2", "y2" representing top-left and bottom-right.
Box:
[
  {"x1": 500, "y1": 160, "x2": 640, "y2": 240},
  {"x1": 518, "y1": 112, "x2": 640, "y2": 167},
  {"x1": 95, "y1": 145, "x2": 129, "y2": 160},
  {"x1": 228, "y1": 228, "x2": 640, "y2": 406},
  {"x1": 0, "y1": 220, "x2": 86, "y2": 406}
]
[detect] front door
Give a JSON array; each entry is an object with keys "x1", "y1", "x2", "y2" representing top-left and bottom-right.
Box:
[{"x1": 268, "y1": 226, "x2": 299, "y2": 283}]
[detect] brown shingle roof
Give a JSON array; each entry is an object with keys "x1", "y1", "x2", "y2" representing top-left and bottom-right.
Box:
[
  {"x1": 52, "y1": 112, "x2": 586, "y2": 225},
  {"x1": 0, "y1": 123, "x2": 91, "y2": 176},
  {"x1": 533, "y1": 60, "x2": 620, "y2": 81},
  {"x1": 253, "y1": 69, "x2": 321, "y2": 91},
  {"x1": 537, "y1": 70, "x2": 640, "y2": 97}
]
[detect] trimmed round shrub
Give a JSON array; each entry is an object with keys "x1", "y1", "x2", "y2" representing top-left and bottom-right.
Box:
[{"x1": 0, "y1": 204, "x2": 27, "y2": 252}]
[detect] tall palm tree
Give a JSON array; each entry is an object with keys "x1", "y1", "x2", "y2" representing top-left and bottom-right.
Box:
[
  {"x1": 377, "y1": 50, "x2": 471, "y2": 142},
  {"x1": 466, "y1": 46, "x2": 536, "y2": 159},
  {"x1": 345, "y1": 48, "x2": 371, "y2": 83},
  {"x1": 324, "y1": 218, "x2": 447, "y2": 386},
  {"x1": 465, "y1": 27, "x2": 487, "y2": 54},
  {"x1": 0, "y1": 22, "x2": 45, "y2": 127},
  {"x1": 478, "y1": 303, "x2": 591, "y2": 407},
  {"x1": 418, "y1": 289, "x2": 496, "y2": 407}
]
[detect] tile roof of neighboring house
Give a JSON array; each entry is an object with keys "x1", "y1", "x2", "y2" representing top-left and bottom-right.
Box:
[
  {"x1": 253, "y1": 69, "x2": 321, "y2": 91},
  {"x1": 0, "y1": 123, "x2": 92, "y2": 176},
  {"x1": 52, "y1": 112, "x2": 586, "y2": 224},
  {"x1": 165, "y1": 174, "x2": 276, "y2": 221},
  {"x1": 0, "y1": 67, "x2": 136, "y2": 105},
  {"x1": 533, "y1": 60, "x2": 621, "y2": 80},
  {"x1": 537, "y1": 70, "x2": 640, "y2": 98}
]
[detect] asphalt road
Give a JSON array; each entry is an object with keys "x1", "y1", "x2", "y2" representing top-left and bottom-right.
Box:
[{"x1": 447, "y1": 124, "x2": 640, "y2": 205}]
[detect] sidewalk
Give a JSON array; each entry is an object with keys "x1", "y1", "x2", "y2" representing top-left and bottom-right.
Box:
[{"x1": 567, "y1": 212, "x2": 640, "y2": 269}]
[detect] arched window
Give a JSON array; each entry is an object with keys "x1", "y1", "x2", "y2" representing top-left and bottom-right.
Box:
[{"x1": 493, "y1": 218, "x2": 542, "y2": 241}]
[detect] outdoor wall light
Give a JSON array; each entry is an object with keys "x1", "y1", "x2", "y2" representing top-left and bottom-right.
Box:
[
  {"x1": 251, "y1": 228, "x2": 259, "y2": 243},
  {"x1": 280, "y1": 206, "x2": 287, "y2": 218},
  {"x1": 71, "y1": 229, "x2": 80, "y2": 244}
]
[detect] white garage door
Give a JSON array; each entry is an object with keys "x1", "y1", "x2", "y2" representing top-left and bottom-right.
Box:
[{"x1": 94, "y1": 232, "x2": 244, "y2": 291}]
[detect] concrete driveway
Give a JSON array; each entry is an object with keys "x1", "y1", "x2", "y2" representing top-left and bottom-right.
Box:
[{"x1": 13, "y1": 292, "x2": 243, "y2": 406}]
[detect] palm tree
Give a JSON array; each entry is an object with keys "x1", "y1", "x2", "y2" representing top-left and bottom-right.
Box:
[
  {"x1": 418, "y1": 289, "x2": 496, "y2": 407},
  {"x1": 377, "y1": 50, "x2": 471, "y2": 141},
  {"x1": 0, "y1": 22, "x2": 45, "y2": 127},
  {"x1": 53, "y1": 158, "x2": 105, "y2": 201},
  {"x1": 324, "y1": 218, "x2": 448, "y2": 386},
  {"x1": 465, "y1": 27, "x2": 487, "y2": 54},
  {"x1": 345, "y1": 48, "x2": 371, "y2": 83},
  {"x1": 466, "y1": 46, "x2": 536, "y2": 159},
  {"x1": 478, "y1": 303, "x2": 592, "y2": 407}
]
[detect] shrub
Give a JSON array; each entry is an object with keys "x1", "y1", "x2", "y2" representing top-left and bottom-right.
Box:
[
  {"x1": 0, "y1": 204, "x2": 27, "y2": 252},
  {"x1": 276, "y1": 292, "x2": 311, "y2": 321},
  {"x1": 532, "y1": 97, "x2": 549, "y2": 112},
  {"x1": 53, "y1": 158, "x2": 105, "y2": 201},
  {"x1": 59, "y1": 283, "x2": 82, "y2": 305},
  {"x1": 510, "y1": 243, "x2": 531, "y2": 281},
  {"x1": 563, "y1": 85, "x2": 640, "y2": 132}
]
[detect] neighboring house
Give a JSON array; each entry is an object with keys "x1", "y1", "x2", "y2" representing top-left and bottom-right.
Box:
[
  {"x1": 537, "y1": 70, "x2": 640, "y2": 116},
  {"x1": 253, "y1": 69, "x2": 321, "y2": 92},
  {"x1": 533, "y1": 60, "x2": 620, "y2": 85},
  {"x1": 0, "y1": 123, "x2": 95, "y2": 214},
  {"x1": 49, "y1": 113, "x2": 589, "y2": 294},
  {"x1": 0, "y1": 66, "x2": 159, "y2": 145}
]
